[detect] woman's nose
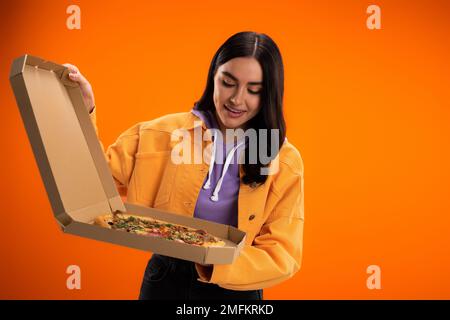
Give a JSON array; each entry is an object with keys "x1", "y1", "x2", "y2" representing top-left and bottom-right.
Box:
[{"x1": 230, "y1": 87, "x2": 245, "y2": 105}]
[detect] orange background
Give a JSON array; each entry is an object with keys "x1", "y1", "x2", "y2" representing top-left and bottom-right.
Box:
[{"x1": 1, "y1": 0, "x2": 449, "y2": 299}]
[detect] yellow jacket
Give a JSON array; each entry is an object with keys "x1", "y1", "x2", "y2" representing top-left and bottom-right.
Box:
[{"x1": 90, "y1": 109, "x2": 305, "y2": 291}]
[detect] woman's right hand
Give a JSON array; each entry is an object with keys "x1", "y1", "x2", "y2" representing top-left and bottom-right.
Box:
[{"x1": 63, "y1": 63, "x2": 96, "y2": 113}]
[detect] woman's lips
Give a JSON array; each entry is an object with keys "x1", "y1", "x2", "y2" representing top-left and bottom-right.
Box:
[{"x1": 224, "y1": 104, "x2": 246, "y2": 118}]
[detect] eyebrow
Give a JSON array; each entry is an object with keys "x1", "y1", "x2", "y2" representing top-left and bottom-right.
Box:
[{"x1": 222, "y1": 71, "x2": 263, "y2": 85}]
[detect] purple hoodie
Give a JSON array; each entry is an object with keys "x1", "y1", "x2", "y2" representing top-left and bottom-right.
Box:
[{"x1": 191, "y1": 108, "x2": 246, "y2": 227}]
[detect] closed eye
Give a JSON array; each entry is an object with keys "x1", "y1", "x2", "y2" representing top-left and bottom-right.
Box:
[
  {"x1": 222, "y1": 79, "x2": 262, "y2": 95},
  {"x1": 248, "y1": 89, "x2": 261, "y2": 95},
  {"x1": 222, "y1": 80, "x2": 235, "y2": 87}
]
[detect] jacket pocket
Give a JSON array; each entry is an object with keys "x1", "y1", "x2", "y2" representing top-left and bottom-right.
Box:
[{"x1": 133, "y1": 151, "x2": 177, "y2": 208}]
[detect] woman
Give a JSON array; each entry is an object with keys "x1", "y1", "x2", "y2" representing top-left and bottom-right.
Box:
[{"x1": 65, "y1": 31, "x2": 304, "y2": 300}]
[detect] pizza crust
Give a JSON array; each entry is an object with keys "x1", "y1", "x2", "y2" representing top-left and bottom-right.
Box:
[
  {"x1": 93, "y1": 214, "x2": 114, "y2": 228},
  {"x1": 201, "y1": 240, "x2": 226, "y2": 247}
]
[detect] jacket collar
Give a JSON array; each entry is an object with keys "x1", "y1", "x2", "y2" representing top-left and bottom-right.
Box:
[{"x1": 182, "y1": 109, "x2": 208, "y2": 131}]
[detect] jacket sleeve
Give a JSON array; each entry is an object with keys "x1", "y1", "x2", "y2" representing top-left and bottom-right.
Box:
[
  {"x1": 89, "y1": 107, "x2": 140, "y2": 198},
  {"x1": 196, "y1": 165, "x2": 305, "y2": 291}
]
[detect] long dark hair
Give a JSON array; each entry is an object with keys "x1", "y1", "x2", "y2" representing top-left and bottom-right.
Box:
[{"x1": 194, "y1": 31, "x2": 286, "y2": 186}]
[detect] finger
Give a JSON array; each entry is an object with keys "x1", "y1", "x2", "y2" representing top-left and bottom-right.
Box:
[
  {"x1": 63, "y1": 63, "x2": 78, "y2": 72},
  {"x1": 63, "y1": 63, "x2": 79, "y2": 74},
  {"x1": 68, "y1": 72, "x2": 81, "y2": 82},
  {"x1": 68, "y1": 72, "x2": 88, "y2": 85}
]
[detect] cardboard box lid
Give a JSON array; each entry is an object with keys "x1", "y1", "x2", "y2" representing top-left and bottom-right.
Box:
[
  {"x1": 10, "y1": 54, "x2": 247, "y2": 264},
  {"x1": 10, "y1": 54, "x2": 125, "y2": 226}
]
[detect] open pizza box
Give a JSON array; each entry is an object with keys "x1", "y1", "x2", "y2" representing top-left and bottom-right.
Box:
[{"x1": 9, "y1": 54, "x2": 246, "y2": 265}]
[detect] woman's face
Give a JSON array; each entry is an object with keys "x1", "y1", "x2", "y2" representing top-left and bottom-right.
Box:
[{"x1": 213, "y1": 57, "x2": 263, "y2": 133}]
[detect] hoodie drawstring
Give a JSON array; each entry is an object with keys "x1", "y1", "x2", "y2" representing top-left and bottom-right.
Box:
[
  {"x1": 202, "y1": 131, "x2": 218, "y2": 190},
  {"x1": 203, "y1": 133, "x2": 245, "y2": 202}
]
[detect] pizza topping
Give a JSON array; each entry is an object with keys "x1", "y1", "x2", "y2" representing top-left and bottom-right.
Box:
[{"x1": 103, "y1": 214, "x2": 222, "y2": 246}]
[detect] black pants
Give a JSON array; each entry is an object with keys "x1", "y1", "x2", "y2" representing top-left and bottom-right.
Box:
[{"x1": 138, "y1": 254, "x2": 263, "y2": 300}]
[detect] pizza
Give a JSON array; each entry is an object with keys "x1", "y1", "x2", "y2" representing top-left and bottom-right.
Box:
[{"x1": 94, "y1": 213, "x2": 226, "y2": 247}]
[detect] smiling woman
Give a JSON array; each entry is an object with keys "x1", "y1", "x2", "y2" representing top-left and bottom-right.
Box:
[
  {"x1": 195, "y1": 31, "x2": 287, "y2": 186},
  {"x1": 68, "y1": 31, "x2": 304, "y2": 301},
  {"x1": 214, "y1": 59, "x2": 264, "y2": 124}
]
